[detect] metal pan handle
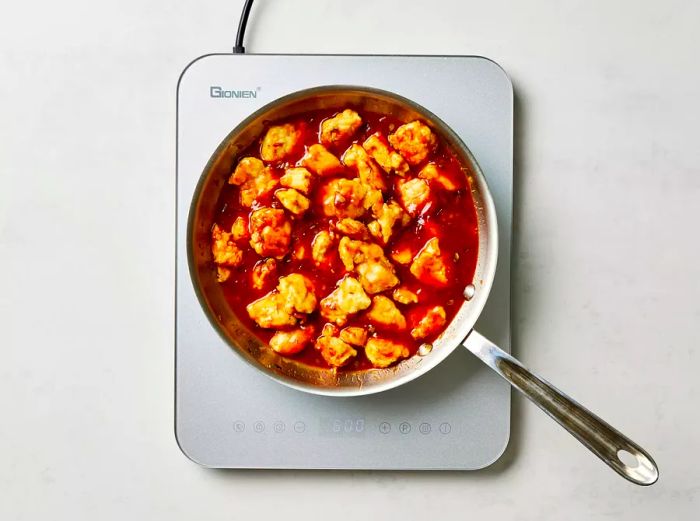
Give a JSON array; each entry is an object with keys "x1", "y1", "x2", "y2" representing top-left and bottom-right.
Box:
[{"x1": 463, "y1": 330, "x2": 658, "y2": 486}]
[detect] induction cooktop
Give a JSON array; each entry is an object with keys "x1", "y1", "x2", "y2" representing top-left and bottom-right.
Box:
[{"x1": 175, "y1": 54, "x2": 513, "y2": 469}]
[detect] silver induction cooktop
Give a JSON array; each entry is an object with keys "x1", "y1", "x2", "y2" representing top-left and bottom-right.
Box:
[{"x1": 175, "y1": 54, "x2": 513, "y2": 469}]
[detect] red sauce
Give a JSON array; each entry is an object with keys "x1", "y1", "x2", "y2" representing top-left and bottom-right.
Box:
[{"x1": 211, "y1": 108, "x2": 479, "y2": 371}]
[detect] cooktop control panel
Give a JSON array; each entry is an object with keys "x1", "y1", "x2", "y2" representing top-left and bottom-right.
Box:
[{"x1": 176, "y1": 54, "x2": 513, "y2": 469}]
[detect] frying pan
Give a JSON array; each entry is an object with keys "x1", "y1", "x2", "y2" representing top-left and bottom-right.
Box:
[{"x1": 187, "y1": 85, "x2": 658, "y2": 485}]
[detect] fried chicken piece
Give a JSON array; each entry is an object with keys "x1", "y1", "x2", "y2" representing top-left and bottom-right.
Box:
[
  {"x1": 280, "y1": 167, "x2": 313, "y2": 194},
  {"x1": 339, "y1": 326, "x2": 368, "y2": 347},
  {"x1": 211, "y1": 223, "x2": 243, "y2": 266},
  {"x1": 367, "y1": 201, "x2": 410, "y2": 244},
  {"x1": 411, "y1": 306, "x2": 447, "y2": 340},
  {"x1": 363, "y1": 187, "x2": 384, "y2": 215},
  {"x1": 301, "y1": 144, "x2": 344, "y2": 176},
  {"x1": 246, "y1": 273, "x2": 317, "y2": 328},
  {"x1": 321, "y1": 323, "x2": 339, "y2": 337},
  {"x1": 342, "y1": 144, "x2": 387, "y2": 191},
  {"x1": 320, "y1": 109, "x2": 363, "y2": 146},
  {"x1": 230, "y1": 157, "x2": 264, "y2": 185},
  {"x1": 356, "y1": 254, "x2": 399, "y2": 294},
  {"x1": 315, "y1": 336, "x2": 357, "y2": 367},
  {"x1": 335, "y1": 218, "x2": 369, "y2": 240},
  {"x1": 319, "y1": 276, "x2": 372, "y2": 326},
  {"x1": 275, "y1": 188, "x2": 310, "y2": 216},
  {"x1": 320, "y1": 178, "x2": 368, "y2": 219},
  {"x1": 418, "y1": 163, "x2": 459, "y2": 191},
  {"x1": 251, "y1": 258, "x2": 277, "y2": 290},
  {"x1": 249, "y1": 208, "x2": 292, "y2": 259},
  {"x1": 367, "y1": 295, "x2": 407, "y2": 330},
  {"x1": 338, "y1": 237, "x2": 399, "y2": 294},
  {"x1": 362, "y1": 132, "x2": 410, "y2": 176},
  {"x1": 390, "y1": 244, "x2": 415, "y2": 265},
  {"x1": 228, "y1": 157, "x2": 279, "y2": 207},
  {"x1": 365, "y1": 338, "x2": 410, "y2": 368},
  {"x1": 311, "y1": 230, "x2": 335, "y2": 268},
  {"x1": 246, "y1": 292, "x2": 297, "y2": 329},
  {"x1": 231, "y1": 217, "x2": 249, "y2": 241},
  {"x1": 410, "y1": 237, "x2": 448, "y2": 287},
  {"x1": 397, "y1": 177, "x2": 432, "y2": 217},
  {"x1": 277, "y1": 273, "x2": 317, "y2": 314},
  {"x1": 392, "y1": 286, "x2": 418, "y2": 305},
  {"x1": 269, "y1": 327, "x2": 315, "y2": 355},
  {"x1": 292, "y1": 242, "x2": 308, "y2": 260},
  {"x1": 217, "y1": 266, "x2": 231, "y2": 282},
  {"x1": 260, "y1": 123, "x2": 303, "y2": 162},
  {"x1": 388, "y1": 120, "x2": 437, "y2": 166}
]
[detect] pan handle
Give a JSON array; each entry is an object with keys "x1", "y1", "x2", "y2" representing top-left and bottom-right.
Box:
[{"x1": 463, "y1": 330, "x2": 658, "y2": 486}]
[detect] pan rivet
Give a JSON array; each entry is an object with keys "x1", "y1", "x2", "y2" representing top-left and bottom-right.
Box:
[
  {"x1": 418, "y1": 343, "x2": 433, "y2": 356},
  {"x1": 464, "y1": 284, "x2": 476, "y2": 300}
]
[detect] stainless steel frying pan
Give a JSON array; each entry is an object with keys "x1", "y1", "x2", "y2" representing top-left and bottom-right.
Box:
[{"x1": 187, "y1": 85, "x2": 658, "y2": 485}]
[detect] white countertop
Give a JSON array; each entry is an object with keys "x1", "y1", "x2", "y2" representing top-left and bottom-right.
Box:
[{"x1": 1, "y1": 0, "x2": 698, "y2": 519}]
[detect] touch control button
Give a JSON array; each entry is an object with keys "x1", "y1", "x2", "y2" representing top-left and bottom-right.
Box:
[
  {"x1": 439, "y1": 422, "x2": 452, "y2": 434},
  {"x1": 293, "y1": 421, "x2": 306, "y2": 433},
  {"x1": 253, "y1": 421, "x2": 265, "y2": 433},
  {"x1": 233, "y1": 421, "x2": 245, "y2": 433},
  {"x1": 419, "y1": 422, "x2": 431, "y2": 435},
  {"x1": 379, "y1": 422, "x2": 391, "y2": 434},
  {"x1": 273, "y1": 421, "x2": 285, "y2": 433},
  {"x1": 399, "y1": 422, "x2": 411, "y2": 434}
]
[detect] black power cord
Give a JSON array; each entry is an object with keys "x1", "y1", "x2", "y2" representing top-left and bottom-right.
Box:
[{"x1": 233, "y1": 0, "x2": 254, "y2": 53}]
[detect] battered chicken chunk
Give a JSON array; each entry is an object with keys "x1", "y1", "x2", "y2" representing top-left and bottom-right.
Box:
[
  {"x1": 217, "y1": 266, "x2": 231, "y2": 282},
  {"x1": 342, "y1": 144, "x2": 387, "y2": 191},
  {"x1": 393, "y1": 286, "x2": 419, "y2": 305},
  {"x1": 362, "y1": 133, "x2": 410, "y2": 176},
  {"x1": 246, "y1": 292, "x2": 297, "y2": 329},
  {"x1": 338, "y1": 237, "x2": 399, "y2": 294},
  {"x1": 365, "y1": 338, "x2": 410, "y2": 368},
  {"x1": 251, "y1": 258, "x2": 277, "y2": 290},
  {"x1": 320, "y1": 178, "x2": 368, "y2": 219},
  {"x1": 275, "y1": 188, "x2": 310, "y2": 216},
  {"x1": 388, "y1": 120, "x2": 437, "y2": 166},
  {"x1": 367, "y1": 295, "x2": 407, "y2": 330},
  {"x1": 269, "y1": 327, "x2": 315, "y2": 355},
  {"x1": 261, "y1": 123, "x2": 303, "y2": 162},
  {"x1": 335, "y1": 218, "x2": 369, "y2": 240},
  {"x1": 363, "y1": 187, "x2": 384, "y2": 215},
  {"x1": 229, "y1": 157, "x2": 263, "y2": 185},
  {"x1": 367, "y1": 201, "x2": 410, "y2": 244},
  {"x1": 339, "y1": 326, "x2": 368, "y2": 347},
  {"x1": 289, "y1": 243, "x2": 303, "y2": 261},
  {"x1": 211, "y1": 224, "x2": 243, "y2": 267},
  {"x1": 397, "y1": 178, "x2": 432, "y2": 217},
  {"x1": 280, "y1": 167, "x2": 313, "y2": 194},
  {"x1": 301, "y1": 144, "x2": 343, "y2": 176},
  {"x1": 315, "y1": 336, "x2": 357, "y2": 367},
  {"x1": 321, "y1": 323, "x2": 339, "y2": 337},
  {"x1": 320, "y1": 109, "x2": 363, "y2": 146},
  {"x1": 277, "y1": 273, "x2": 317, "y2": 314},
  {"x1": 390, "y1": 244, "x2": 414, "y2": 265},
  {"x1": 320, "y1": 276, "x2": 372, "y2": 326},
  {"x1": 418, "y1": 163, "x2": 459, "y2": 191},
  {"x1": 231, "y1": 217, "x2": 249, "y2": 241},
  {"x1": 410, "y1": 237, "x2": 448, "y2": 287},
  {"x1": 311, "y1": 230, "x2": 335, "y2": 267},
  {"x1": 249, "y1": 208, "x2": 292, "y2": 259},
  {"x1": 411, "y1": 306, "x2": 447, "y2": 340},
  {"x1": 246, "y1": 273, "x2": 317, "y2": 328},
  {"x1": 228, "y1": 157, "x2": 279, "y2": 207}
]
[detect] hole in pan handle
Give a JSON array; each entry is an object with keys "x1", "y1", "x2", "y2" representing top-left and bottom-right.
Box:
[{"x1": 462, "y1": 330, "x2": 659, "y2": 486}]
